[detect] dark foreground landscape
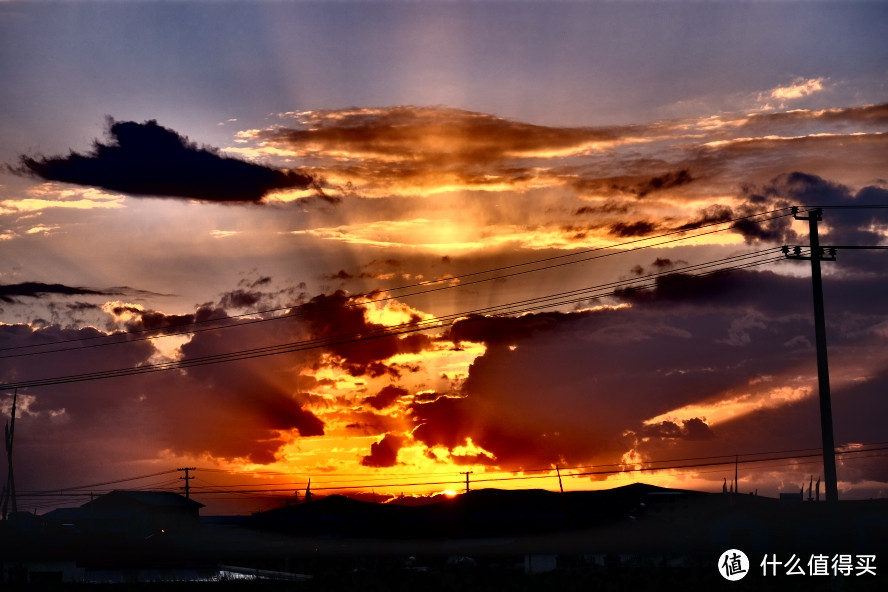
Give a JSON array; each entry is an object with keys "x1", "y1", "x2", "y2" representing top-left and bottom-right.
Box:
[{"x1": 1, "y1": 484, "x2": 886, "y2": 590}]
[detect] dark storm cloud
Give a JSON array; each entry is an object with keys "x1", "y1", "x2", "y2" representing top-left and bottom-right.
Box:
[
  {"x1": 65, "y1": 301, "x2": 101, "y2": 313},
  {"x1": 0, "y1": 322, "x2": 164, "y2": 488},
  {"x1": 116, "y1": 302, "x2": 328, "y2": 463},
  {"x1": 449, "y1": 311, "x2": 574, "y2": 346},
  {"x1": 614, "y1": 269, "x2": 807, "y2": 309},
  {"x1": 605, "y1": 172, "x2": 879, "y2": 246},
  {"x1": 410, "y1": 396, "x2": 474, "y2": 451},
  {"x1": 632, "y1": 417, "x2": 716, "y2": 441},
  {"x1": 219, "y1": 289, "x2": 263, "y2": 310},
  {"x1": 363, "y1": 384, "x2": 408, "y2": 410},
  {"x1": 574, "y1": 169, "x2": 694, "y2": 199},
  {"x1": 629, "y1": 257, "x2": 686, "y2": 278},
  {"x1": 0, "y1": 307, "x2": 327, "y2": 466},
  {"x1": 360, "y1": 433, "x2": 405, "y2": 467},
  {"x1": 96, "y1": 290, "x2": 436, "y2": 461},
  {"x1": 674, "y1": 204, "x2": 735, "y2": 231},
  {"x1": 652, "y1": 257, "x2": 680, "y2": 270},
  {"x1": 635, "y1": 169, "x2": 693, "y2": 197},
  {"x1": 298, "y1": 291, "x2": 435, "y2": 377},
  {"x1": 325, "y1": 270, "x2": 354, "y2": 281},
  {"x1": 344, "y1": 410, "x2": 402, "y2": 436},
  {"x1": 731, "y1": 173, "x2": 888, "y2": 252},
  {"x1": 220, "y1": 277, "x2": 308, "y2": 312},
  {"x1": 409, "y1": 394, "x2": 572, "y2": 469},
  {"x1": 0, "y1": 282, "x2": 110, "y2": 303},
  {"x1": 573, "y1": 201, "x2": 631, "y2": 216},
  {"x1": 648, "y1": 173, "x2": 888, "y2": 249},
  {"x1": 15, "y1": 119, "x2": 317, "y2": 202},
  {"x1": 117, "y1": 303, "x2": 226, "y2": 334},
  {"x1": 426, "y1": 260, "x2": 888, "y2": 474},
  {"x1": 247, "y1": 276, "x2": 273, "y2": 288},
  {"x1": 608, "y1": 220, "x2": 659, "y2": 238}
]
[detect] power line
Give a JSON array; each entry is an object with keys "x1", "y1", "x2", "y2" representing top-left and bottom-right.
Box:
[
  {"x1": 134, "y1": 446, "x2": 888, "y2": 497},
  {"x1": 0, "y1": 207, "x2": 796, "y2": 360},
  {"x1": 0, "y1": 249, "x2": 783, "y2": 391},
  {"x1": 5, "y1": 205, "x2": 886, "y2": 509},
  {"x1": 42, "y1": 469, "x2": 180, "y2": 493},
  {"x1": 23, "y1": 443, "x2": 887, "y2": 502}
]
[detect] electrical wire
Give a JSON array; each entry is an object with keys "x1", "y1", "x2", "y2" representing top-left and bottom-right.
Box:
[
  {"x1": 0, "y1": 207, "x2": 796, "y2": 359},
  {"x1": 20, "y1": 443, "x2": 885, "y2": 505},
  {"x1": 0, "y1": 249, "x2": 784, "y2": 391},
  {"x1": 5, "y1": 205, "x2": 885, "y2": 508}
]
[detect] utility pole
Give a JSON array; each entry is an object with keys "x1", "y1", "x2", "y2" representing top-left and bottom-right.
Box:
[
  {"x1": 461, "y1": 471, "x2": 473, "y2": 494},
  {"x1": 734, "y1": 455, "x2": 739, "y2": 498},
  {"x1": 783, "y1": 207, "x2": 838, "y2": 506},
  {"x1": 784, "y1": 209, "x2": 888, "y2": 505},
  {"x1": 556, "y1": 465, "x2": 564, "y2": 493},
  {"x1": 2, "y1": 390, "x2": 17, "y2": 520},
  {"x1": 178, "y1": 467, "x2": 196, "y2": 500}
]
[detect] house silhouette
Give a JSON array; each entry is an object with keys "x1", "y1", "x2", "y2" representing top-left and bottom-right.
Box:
[{"x1": 43, "y1": 490, "x2": 203, "y2": 538}]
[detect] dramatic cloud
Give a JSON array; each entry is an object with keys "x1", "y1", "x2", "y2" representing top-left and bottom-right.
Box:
[
  {"x1": 3, "y1": 1, "x2": 887, "y2": 513},
  {"x1": 1, "y1": 289, "x2": 440, "y2": 465},
  {"x1": 0, "y1": 310, "x2": 326, "y2": 466},
  {"x1": 363, "y1": 385, "x2": 408, "y2": 410},
  {"x1": 297, "y1": 291, "x2": 435, "y2": 377},
  {"x1": 730, "y1": 173, "x2": 888, "y2": 253},
  {"x1": 608, "y1": 220, "x2": 660, "y2": 238},
  {"x1": 420, "y1": 262, "x2": 888, "y2": 480},
  {"x1": 221, "y1": 104, "x2": 888, "y2": 256},
  {"x1": 583, "y1": 169, "x2": 695, "y2": 200},
  {"x1": 631, "y1": 417, "x2": 716, "y2": 441},
  {"x1": 234, "y1": 106, "x2": 661, "y2": 198},
  {"x1": 0, "y1": 282, "x2": 111, "y2": 303},
  {"x1": 361, "y1": 433, "x2": 405, "y2": 467},
  {"x1": 235, "y1": 105, "x2": 888, "y2": 203},
  {"x1": 3, "y1": 242, "x2": 887, "y2": 499},
  {"x1": 15, "y1": 119, "x2": 317, "y2": 202},
  {"x1": 247, "y1": 106, "x2": 622, "y2": 164}
]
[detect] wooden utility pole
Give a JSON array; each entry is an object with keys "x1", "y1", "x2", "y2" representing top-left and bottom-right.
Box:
[
  {"x1": 178, "y1": 467, "x2": 196, "y2": 500},
  {"x1": 461, "y1": 471, "x2": 472, "y2": 494}
]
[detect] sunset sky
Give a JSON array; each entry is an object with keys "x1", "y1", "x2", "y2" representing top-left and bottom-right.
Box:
[{"x1": 1, "y1": 1, "x2": 887, "y2": 514}]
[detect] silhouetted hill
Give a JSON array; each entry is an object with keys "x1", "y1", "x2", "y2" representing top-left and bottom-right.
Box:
[
  {"x1": 2, "y1": 483, "x2": 887, "y2": 587},
  {"x1": 250, "y1": 483, "x2": 710, "y2": 538}
]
